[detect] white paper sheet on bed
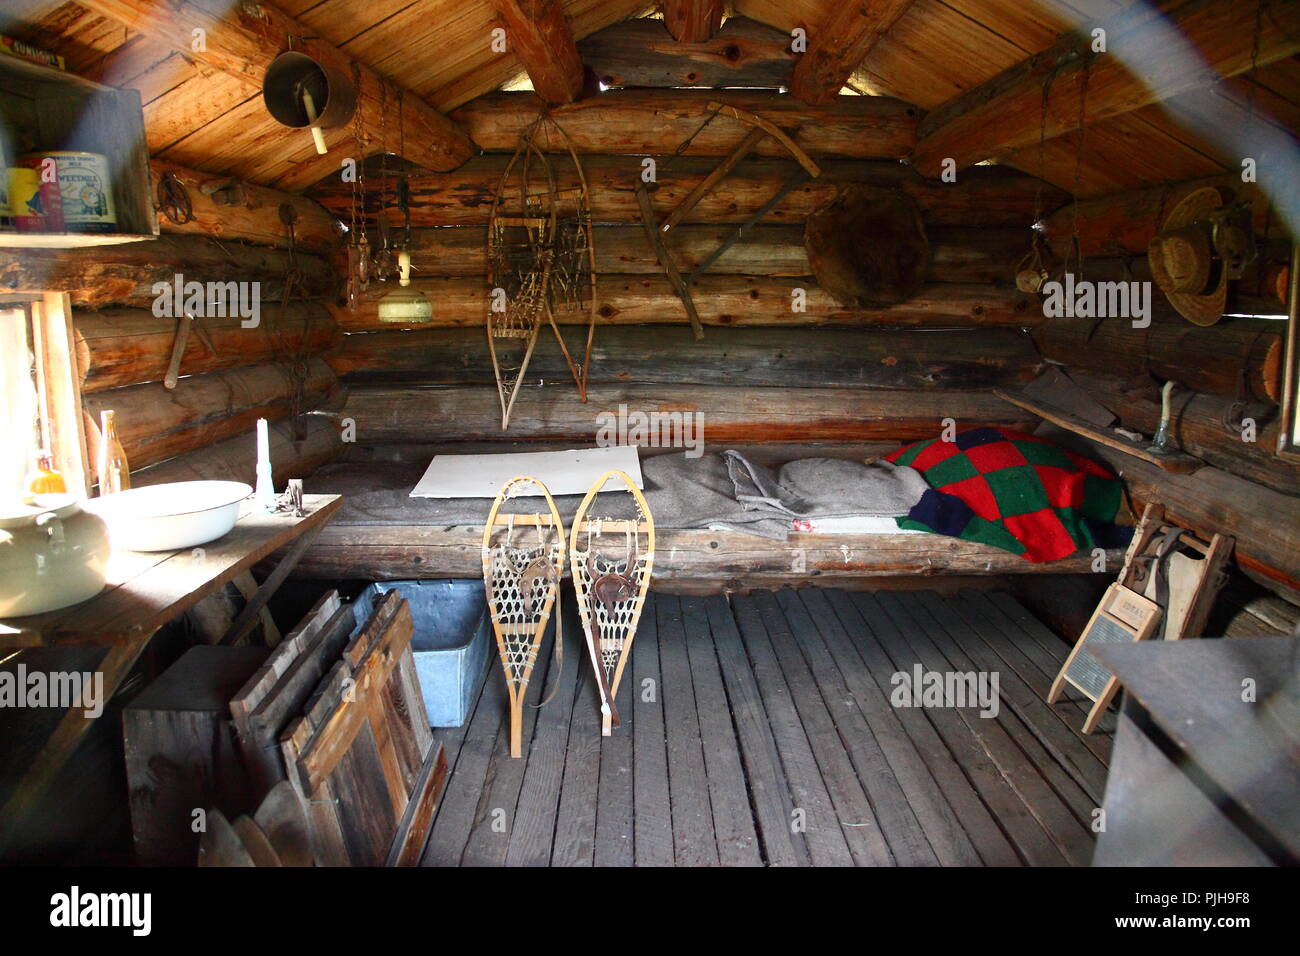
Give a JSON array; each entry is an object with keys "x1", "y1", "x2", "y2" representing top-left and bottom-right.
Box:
[{"x1": 409, "y1": 445, "x2": 643, "y2": 498}]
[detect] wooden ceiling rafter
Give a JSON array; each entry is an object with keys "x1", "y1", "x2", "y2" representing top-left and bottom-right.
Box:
[
  {"x1": 73, "y1": 0, "x2": 477, "y2": 189},
  {"x1": 491, "y1": 0, "x2": 586, "y2": 104},
  {"x1": 661, "y1": 0, "x2": 725, "y2": 42},
  {"x1": 910, "y1": 0, "x2": 1300, "y2": 177},
  {"x1": 787, "y1": 0, "x2": 920, "y2": 105}
]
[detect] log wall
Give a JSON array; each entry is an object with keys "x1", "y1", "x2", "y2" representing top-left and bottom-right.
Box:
[
  {"x1": 25, "y1": 165, "x2": 350, "y2": 486},
  {"x1": 323, "y1": 113, "x2": 1055, "y2": 454},
  {"x1": 1034, "y1": 172, "x2": 1298, "y2": 604}
]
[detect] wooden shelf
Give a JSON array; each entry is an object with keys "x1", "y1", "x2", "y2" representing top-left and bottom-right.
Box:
[
  {"x1": 0, "y1": 231, "x2": 154, "y2": 248},
  {"x1": 0, "y1": 54, "x2": 158, "y2": 247},
  {"x1": 994, "y1": 388, "x2": 1204, "y2": 473}
]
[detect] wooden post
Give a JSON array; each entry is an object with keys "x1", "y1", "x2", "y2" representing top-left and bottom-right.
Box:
[
  {"x1": 788, "y1": 0, "x2": 918, "y2": 104},
  {"x1": 662, "y1": 0, "x2": 725, "y2": 43},
  {"x1": 491, "y1": 0, "x2": 585, "y2": 104}
]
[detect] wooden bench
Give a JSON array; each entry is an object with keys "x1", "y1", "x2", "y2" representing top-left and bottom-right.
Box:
[{"x1": 281, "y1": 458, "x2": 1119, "y2": 587}]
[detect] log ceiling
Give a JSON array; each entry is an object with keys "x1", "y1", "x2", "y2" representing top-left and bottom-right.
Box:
[{"x1": 2, "y1": 0, "x2": 1297, "y2": 201}]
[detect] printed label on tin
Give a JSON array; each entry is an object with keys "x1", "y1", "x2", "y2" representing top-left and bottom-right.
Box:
[{"x1": 49, "y1": 153, "x2": 116, "y2": 231}]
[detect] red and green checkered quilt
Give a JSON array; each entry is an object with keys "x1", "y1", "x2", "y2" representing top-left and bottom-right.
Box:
[{"x1": 884, "y1": 427, "x2": 1133, "y2": 563}]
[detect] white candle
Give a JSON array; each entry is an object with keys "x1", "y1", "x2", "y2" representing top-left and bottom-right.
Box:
[{"x1": 255, "y1": 418, "x2": 275, "y2": 511}]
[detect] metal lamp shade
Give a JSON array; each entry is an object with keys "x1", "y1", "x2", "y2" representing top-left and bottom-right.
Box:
[
  {"x1": 263, "y1": 51, "x2": 357, "y2": 130},
  {"x1": 377, "y1": 288, "x2": 433, "y2": 324}
]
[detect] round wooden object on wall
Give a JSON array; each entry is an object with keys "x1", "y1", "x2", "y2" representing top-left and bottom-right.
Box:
[{"x1": 804, "y1": 185, "x2": 930, "y2": 308}]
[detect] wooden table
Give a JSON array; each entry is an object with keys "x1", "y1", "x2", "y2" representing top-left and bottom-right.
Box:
[
  {"x1": 0, "y1": 494, "x2": 341, "y2": 852},
  {"x1": 1093, "y1": 635, "x2": 1299, "y2": 866}
]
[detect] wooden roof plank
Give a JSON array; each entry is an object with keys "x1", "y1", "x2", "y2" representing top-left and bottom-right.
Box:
[
  {"x1": 75, "y1": 0, "x2": 476, "y2": 181},
  {"x1": 912, "y1": 0, "x2": 1300, "y2": 177}
]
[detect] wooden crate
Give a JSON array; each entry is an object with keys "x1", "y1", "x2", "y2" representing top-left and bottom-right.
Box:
[
  {"x1": 0, "y1": 54, "x2": 158, "y2": 247},
  {"x1": 122, "y1": 645, "x2": 268, "y2": 866}
]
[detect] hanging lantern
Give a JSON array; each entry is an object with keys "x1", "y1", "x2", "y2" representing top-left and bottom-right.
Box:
[
  {"x1": 377, "y1": 250, "x2": 433, "y2": 323},
  {"x1": 377, "y1": 175, "x2": 431, "y2": 323}
]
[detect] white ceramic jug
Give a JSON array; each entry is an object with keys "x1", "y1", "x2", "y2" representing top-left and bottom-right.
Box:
[{"x1": 0, "y1": 494, "x2": 110, "y2": 617}]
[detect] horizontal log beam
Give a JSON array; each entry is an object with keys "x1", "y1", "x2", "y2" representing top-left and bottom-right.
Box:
[
  {"x1": 75, "y1": 303, "x2": 340, "y2": 392},
  {"x1": 1033, "y1": 315, "x2": 1283, "y2": 403},
  {"x1": 331, "y1": 275, "x2": 1036, "y2": 331},
  {"x1": 287, "y1": 524, "x2": 1112, "y2": 581},
  {"x1": 581, "y1": 16, "x2": 792, "y2": 88},
  {"x1": 912, "y1": 0, "x2": 1300, "y2": 176},
  {"x1": 662, "y1": 0, "x2": 725, "y2": 43},
  {"x1": 451, "y1": 89, "x2": 917, "y2": 159},
  {"x1": 330, "y1": 325, "x2": 1042, "y2": 390},
  {"x1": 311, "y1": 154, "x2": 1064, "y2": 229},
  {"x1": 0, "y1": 236, "x2": 337, "y2": 309},
  {"x1": 398, "y1": 222, "x2": 1022, "y2": 281},
  {"x1": 150, "y1": 160, "x2": 341, "y2": 253},
  {"x1": 788, "y1": 0, "x2": 917, "y2": 105},
  {"x1": 341, "y1": 384, "x2": 1037, "y2": 444},
  {"x1": 84, "y1": 358, "x2": 338, "y2": 468},
  {"x1": 1041, "y1": 175, "x2": 1288, "y2": 259},
  {"x1": 1065, "y1": 370, "x2": 1298, "y2": 496},
  {"x1": 77, "y1": 0, "x2": 475, "y2": 184},
  {"x1": 492, "y1": 0, "x2": 584, "y2": 104},
  {"x1": 133, "y1": 415, "x2": 342, "y2": 487}
]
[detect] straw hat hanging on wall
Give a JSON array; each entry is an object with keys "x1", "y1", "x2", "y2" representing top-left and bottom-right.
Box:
[{"x1": 1148, "y1": 187, "x2": 1229, "y2": 326}]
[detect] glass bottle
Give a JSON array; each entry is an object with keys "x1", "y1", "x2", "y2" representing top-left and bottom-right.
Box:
[
  {"x1": 97, "y1": 410, "x2": 130, "y2": 495},
  {"x1": 24, "y1": 450, "x2": 66, "y2": 494}
]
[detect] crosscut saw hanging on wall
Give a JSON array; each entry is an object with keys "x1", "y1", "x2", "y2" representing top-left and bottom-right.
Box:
[{"x1": 635, "y1": 101, "x2": 822, "y2": 340}]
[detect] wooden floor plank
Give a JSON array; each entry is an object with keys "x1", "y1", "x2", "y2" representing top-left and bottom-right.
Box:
[
  {"x1": 594, "y1": 608, "x2": 636, "y2": 867},
  {"x1": 656, "y1": 594, "x2": 721, "y2": 866},
  {"x1": 731, "y1": 595, "x2": 856, "y2": 867},
  {"x1": 749, "y1": 591, "x2": 894, "y2": 866},
  {"x1": 420, "y1": 631, "x2": 510, "y2": 866},
  {"x1": 460, "y1": 621, "x2": 557, "y2": 866},
  {"x1": 953, "y1": 591, "x2": 1116, "y2": 751},
  {"x1": 550, "y1": 616, "x2": 604, "y2": 866},
  {"x1": 967, "y1": 590, "x2": 1118, "y2": 737},
  {"x1": 418, "y1": 584, "x2": 1114, "y2": 868},
  {"x1": 985, "y1": 590, "x2": 1077, "y2": 665},
  {"x1": 907, "y1": 595, "x2": 1102, "y2": 837},
  {"x1": 703, "y1": 594, "x2": 809, "y2": 867},
  {"x1": 919, "y1": 591, "x2": 1111, "y2": 802},
  {"x1": 801, "y1": 588, "x2": 982, "y2": 866},
  {"x1": 505, "y1": 593, "x2": 585, "y2": 867},
  {"x1": 822, "y1": 589, "x2": 1020, "y2": 867},
  {"x1": 874, "y1": 592, "x2": 1092, "y2": 866},
  {"x1": 849, "y1": 591, "x2": 1066, "y2": 865},
  {"x1": 632, "y1": 594, "x2": 674, "y2": 867},
  {"x1": 681, "y1": 595, "x2": 762, "y2": 867},
  {"x1": 775, "y1": 589, "x2": 938, "y2": 866}
]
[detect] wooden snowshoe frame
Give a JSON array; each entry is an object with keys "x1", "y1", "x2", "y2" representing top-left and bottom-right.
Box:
[
  {"x1": 569, "y1": 469, "x2": 655, "y2": 737},
  {"x1": 486, "y1": 112, "x2": 598, "y2": 429},
  {"x1": 482, "y1": 476, "x2": 567, "y2": 757}
]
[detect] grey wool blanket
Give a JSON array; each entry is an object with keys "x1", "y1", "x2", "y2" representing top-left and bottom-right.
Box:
[{"x1": 309, "y1": 451, "x2": 928, "y2": 541}]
